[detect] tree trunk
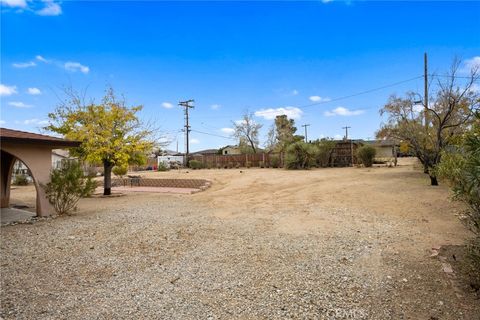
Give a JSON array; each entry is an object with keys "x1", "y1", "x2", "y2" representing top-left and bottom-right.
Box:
[
  {"x1": 423, "y1": 163, "x2": 429, "y2": 174},
  {"x1": 429, "y1": 175, "x2": 439, "y2": 186},
  {"x1": 103, "y1": 161, "x2": 113, "y2": 195}
]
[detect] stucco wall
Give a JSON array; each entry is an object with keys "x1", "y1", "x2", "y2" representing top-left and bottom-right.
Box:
[{"x1": 1, "y1": 142, "x2": 54, "y2": 216}]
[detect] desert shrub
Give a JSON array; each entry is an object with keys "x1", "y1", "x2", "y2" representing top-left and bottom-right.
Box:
[
  {"x1": 13, "y1": 174, "x2": 29, "y2": 186},
  {"x1": 157, "y1": 162, "x2": 169, "y2": 171},
  {"x1": 44, "y1": 160, "x2": 96, "y2": 215},
  {"x1": 189, "y1": 160, "x2": 203, "y2": 169},
  {"x1": 235, "y1": 162, "x2": 241, "y2": 169},
  {"x1": 357, "y1": 145, "x2": 376, "y2": 167},
  {"x1": 285, "y1": 142, "x2": 318, "y2": 170},
  {"x1": 270, "y1": 154, "x2": 280, "y2": 168},
  {"x1": 112, "y1": 165, "x2": 128, "y2": 178},
  {"x1": 259, "y1": 161, "x2": 265, "y2": 168},
  {"x1": 227, "y1": 162, "x2": 234, "y2": 169},
  {"x1": 314, "y1": 139, "x2": 336, "y2": 167},
  {"x1": 437, "y1": 114, "x2": 480, "y2": 284}
]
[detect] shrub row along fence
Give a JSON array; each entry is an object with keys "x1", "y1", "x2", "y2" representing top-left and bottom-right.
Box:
[
  {"x1": 189, "y1": 153, "x2": 285, "y2": 168},
  {"x1": 111, "y1": 178, "x2": 210, "y2": 189}
]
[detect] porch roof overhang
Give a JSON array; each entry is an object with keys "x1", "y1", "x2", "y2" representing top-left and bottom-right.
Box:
[{"x1": 0, "y1": 128, "x2": 81, "y2": 148}]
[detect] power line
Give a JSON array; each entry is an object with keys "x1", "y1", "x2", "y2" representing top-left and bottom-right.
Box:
[
  {"x1": 428, "y1": 74, "x2": 480, "y2": 80},
  {"x1": 190, "y1": 75, "x2": 425, "y2": 122},
  {"x1": 191, "y1": 129, "x2": 237, "y2": 140},
  {"x1": 299, "y1": 75, "x2": 423, "y2": 109}
]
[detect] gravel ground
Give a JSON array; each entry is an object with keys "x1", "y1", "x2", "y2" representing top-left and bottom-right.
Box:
[{"x1": 2, "y1": 160, "x2": 479, "y2": 319}]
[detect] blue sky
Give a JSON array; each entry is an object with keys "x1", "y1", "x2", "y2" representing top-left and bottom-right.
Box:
[{"x1": 1, "y1": 0, "x2": 479, "y2": 152}]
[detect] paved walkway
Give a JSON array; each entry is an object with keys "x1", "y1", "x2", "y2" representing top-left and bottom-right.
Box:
[{"x1": 1, "y1": 208, "x2": 36, "y2": 224}]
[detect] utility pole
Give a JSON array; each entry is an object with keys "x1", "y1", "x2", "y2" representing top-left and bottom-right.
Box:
[
  {"x1": 179, "y1": 99, "x2": 194, "y2": 166},
  {"x1": 342, "y1": 126, "x2": 351, "y2": 140},
  {"x1": 342, "y1": 126, "x2": 353, "y2": 166},
  {"x1": 301, "y1": 124, "x2": 310, "y2": 143},
  {"x1": 424, "y1": 52, "x2": 428, "y2": 129}
]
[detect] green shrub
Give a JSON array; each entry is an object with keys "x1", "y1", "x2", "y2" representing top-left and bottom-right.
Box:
[
  {"x1": 44, "y1": 161, "x2": 96, "y2": 215},
  {"x1": 13, "y1": 174, "x2": 29, "y2": 186},
  {"x1": 157, "y1": 162, "x2": 169, "y2": 171},
  {"x1": 189, "y1": 160, "x2": 203, "y2": 169},
  {"x1": 314, "y1": 139, "x2": 336, "y2": 167},
  {"x1": 437, "y1": 113, "x2": 480, "y2": 285},
  {"x1": 357, "y1": 145, "x2": 376, "y2": 167},
  {"x1": 270, "y1": 154, "x2": 280, "y2": 168},
  {"x1": 285, "y1": 142, "x2": 318, "y2": 170},
  {"x1": 112, "y1": 165, "x2": 128, "y2": 177}
]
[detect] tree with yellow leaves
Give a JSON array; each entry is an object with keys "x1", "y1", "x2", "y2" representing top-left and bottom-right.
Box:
[{"x1": 46, "y1": 87, "x2": 154, "y2": 195}]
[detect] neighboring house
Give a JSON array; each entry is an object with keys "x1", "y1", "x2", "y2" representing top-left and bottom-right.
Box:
[
  {"x1": 191, "y1": 149, "x2": 218, "y2": 156},
  {"x1": 157, "y1": 155, "x2": 184, "y2": 167},
  {"x1": 360, "y1": 140, "x2": 398, "y2": 159},
  {"x1": 220, "y1": 145, "x2": 241, "y2": 155},
  {"x1": 51, "y1": 149, "x2": 72, "y2": 168},
  {"x1": 158, "y1": 149, "x2": 181, "y2": 156}
]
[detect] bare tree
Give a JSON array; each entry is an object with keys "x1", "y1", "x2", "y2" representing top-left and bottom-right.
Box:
[
  {"x1": 378, "y1": 58, "x2": 479, "y2": 185},
  {"x1": 232, "y1": 112, "x2": 263, "y2": 153}
]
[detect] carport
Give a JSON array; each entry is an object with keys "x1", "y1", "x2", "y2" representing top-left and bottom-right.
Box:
[{"x1": 1, "y1": 128, "x2": 80, "y2": 217}]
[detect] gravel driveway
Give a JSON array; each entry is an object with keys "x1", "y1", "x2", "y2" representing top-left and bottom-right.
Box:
[{"x1": 2, "y1": 161, "x2": 479, "y2": 319}]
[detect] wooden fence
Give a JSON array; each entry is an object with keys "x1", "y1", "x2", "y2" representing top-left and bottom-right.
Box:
[{"x1": 189, "y1": 153, "x2": 284, "y2": 168}]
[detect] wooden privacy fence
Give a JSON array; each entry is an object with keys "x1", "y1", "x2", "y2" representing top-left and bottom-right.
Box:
[{"x1": 190, "y1": 153, "x2": 284, "y2": 168}]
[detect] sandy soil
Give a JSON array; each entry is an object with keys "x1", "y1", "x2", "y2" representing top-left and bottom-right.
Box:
[{"x1": 2, "y1": 158, "x2": 479, "y2": 319}]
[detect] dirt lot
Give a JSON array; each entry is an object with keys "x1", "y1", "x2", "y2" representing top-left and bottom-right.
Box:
[{"x1": 1, "y1": 158, "x2": 479, "y2": 319}]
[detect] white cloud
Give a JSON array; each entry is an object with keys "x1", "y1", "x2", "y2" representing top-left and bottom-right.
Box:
[
  {"x1": 36, "y1": 0, "x2": 62, "y2": 16},
  {"x1": 12, "y1": 61, "x2": 36, "y2": 68},
  {"x1": 463, "y1": 56, "x2": 480, "y2": 73},
  {"x1": 161, "y1": 102, "x2": 174, "y2": 109},
  {"x1": 0, "y1": 0, "x2": 27, "y2": 8},
  {"x1": 412, "y1": 104, "x2": 424, "y2": 113},
  {"x1": 334, "y1": 134, "x2": 343, "y2": 140},
  {"x1": 211, "y1": 104, "x2": 221, "y2": 110},
  {"x1": 254, "y1": 106, "x2": 303, "y2": 120},
  {"x1": 221, "y1": 128, "x2": 235, "y2": 134},
  {"x1": 8, "y1": 101, "x2": 33, "y2": 108},
  {"x1": 324, "y1": 107, "x2": 365, "y2": 117},
  {"x1": 190, "y1": 138, "x2": 200, "y2": 144},
  {"x1": 469, "y1": 83, "x2": 479, "y2": 93},
  {"x1": 27, "y1": 87, "x2": 42, "y2": 95},
  {"x1": 64, "y1": 62, "x2": 89, "y2": 74},
  {"x1": 21, "y1": 118, "x2": 48, "y2": 125},
  {"x1": 36, "y1": 55, "x2": 49, "y2": 63},
  {"x1": 292, "y1": 89, "x2": 299, "y2": 96},
  {"x1": 0, "y1": 84, "x2": 17, "y2": 96},
  {"x1": 309, "y1": 95, "x2": 331, "y2": 102}
]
